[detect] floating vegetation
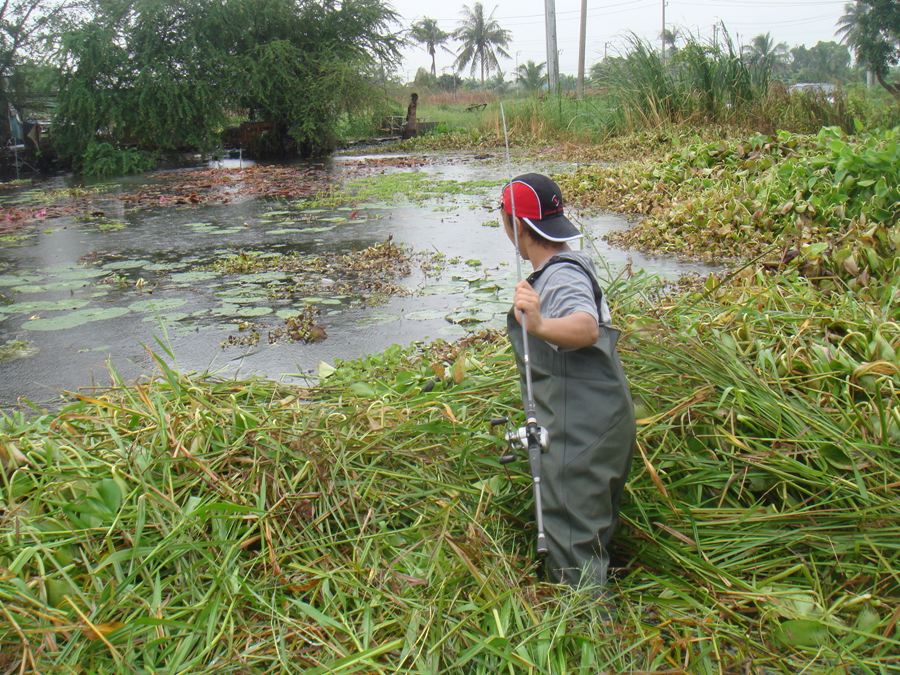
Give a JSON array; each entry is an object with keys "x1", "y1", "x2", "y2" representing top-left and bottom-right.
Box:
[
  {"x1": 77, "y1": 215, "x2": 128, "y2": 232},
  {"x1": 2, "y1": 254, "x2": 895, "y2": 671},
  {"x1": 21, "y1": 306, "x2": 131, "y2": 331},
  {"x1": 0, "y1": 298, "x2": 92, "y2": 314},
  {"x1": 0, "y1": 339, "x2": 37, "y2": 363},
  {"x1": 559, "y1": 127, "x2": 900, "y2": 274},
  {"x1": 127, "y1": 298, "x2": 188, "y2": 313},
  {"x1": 208, "y1": 240, "x2": 413, "y2": 308},
  {"x1": 102, "y1": 259, "x2": 153, "y2": 271},
  {"x1": 300, "y1": 172, "x2": 502, "y2": 209},
  {"x1": 0, "y1": 233, "x2": 32, "y2": 246},
  {"x1": 268, "y1": 306, "x2": 326, "y2": 343}
]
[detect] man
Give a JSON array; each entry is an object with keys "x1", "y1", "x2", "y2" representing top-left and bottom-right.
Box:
[{"x1": 500, "y1": 172, "x2": 635, "y2": 590}]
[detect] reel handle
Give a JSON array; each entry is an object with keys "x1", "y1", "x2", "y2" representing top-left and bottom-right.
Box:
[{"x1": 490, "y1": 417, "x2": 509, "y2": 427}]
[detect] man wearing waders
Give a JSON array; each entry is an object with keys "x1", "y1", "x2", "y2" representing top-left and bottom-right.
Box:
[{"x1": 500, "y1": 173, "x2": 635, "y2": 591}]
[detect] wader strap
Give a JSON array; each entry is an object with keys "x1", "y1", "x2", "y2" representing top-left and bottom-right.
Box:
[{"x1": 527, "y1": 256, "x2": 608, "y2": 324}]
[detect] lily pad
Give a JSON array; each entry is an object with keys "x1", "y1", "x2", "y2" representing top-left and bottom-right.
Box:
[
  {"x1": 129, "y1": 298, "x2": 188, "y2": 313},
  {"x1": 142, "y1": 312, "x2": 190, "y2": 323},
  {"x1": 236, "y1": 306, "x2": 273, "y2": 317},
  {"x1": 103, "y1": 259, "x2": 153, "y2": 271},
  {"x1": 0, "y1": 298, "x2": 92, "y2": 314},
  {"x1": 55, "y1": 268, "x2": 109, "y2": 280},
  {"x1": 0, "y1": 274, "x2": 42, "y2": 287},
  {"x1": 212, "y1": 304, "x2": 241, "y2": 317},
  {"x1": 169, "y1": 271, "x2": 220, "y2": 283},
  {"x1": 405, "y1": 309, "x2": 447, "y2": 321},
  {"x1": 237, "y1": 272, "x2": 288, "y2": 283},
  {"x1": 145, "y1": 262, "x2": 187, "y2": 272},
  {"x1": 22, "y1": 306, "x2": 131, "y2": 331},
  {"x1": 268, "y1": 228, "x2": 302, "y2": 235},
  {"x1": 13, "y1": 280, "x2": 91, "y2": 293}
]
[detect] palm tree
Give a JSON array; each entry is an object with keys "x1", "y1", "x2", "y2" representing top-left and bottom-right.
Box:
[
  {"x1": 743, "y1": 33, "x2": 790, "y2": 72},
  {"x1": 516, "y1": 60, "x2": 546, "y2": 91},
  {"x1": 410, "y1": 18, "x2": 450, "y2": 77},
  {"x1": 453, "y1": 2, "x2": 511, "y2": 85},
  {"x1": 837, "y1": 1, "x2": 899, "y2": 97},
  {"x1": 660, "y1": 28, "x2": 681, "y2": 58}
]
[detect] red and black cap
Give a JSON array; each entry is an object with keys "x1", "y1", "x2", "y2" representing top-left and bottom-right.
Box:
[{"x1": 501, "y1": 173, "x2": 581, "y2": 242}]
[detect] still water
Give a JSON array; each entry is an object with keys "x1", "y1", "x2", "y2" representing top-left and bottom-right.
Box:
[{"x1": 0, "y1": 153, "x2": 716, "y2": 407}]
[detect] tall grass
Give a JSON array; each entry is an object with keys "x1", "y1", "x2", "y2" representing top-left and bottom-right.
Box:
[{"x1": 1, "y1": 259, "x2": 897, "y2": 670}]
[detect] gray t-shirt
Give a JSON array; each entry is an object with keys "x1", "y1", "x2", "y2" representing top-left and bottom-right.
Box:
[{"x1": 531, "y1": 251, "x2": 612, "y2": 326}]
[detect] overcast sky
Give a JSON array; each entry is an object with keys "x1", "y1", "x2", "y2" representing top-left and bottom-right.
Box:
[{"x1": 390, "y1": 0, "x2": 852, "y2": 79}]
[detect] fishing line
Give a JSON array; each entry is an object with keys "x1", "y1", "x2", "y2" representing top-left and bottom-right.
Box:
[
  {"x1": 498, "y1": 101, "x2": 548, "y2": 556},
  {"x1": 499, "y1": 102, "x2": 537, "y2": 426}
]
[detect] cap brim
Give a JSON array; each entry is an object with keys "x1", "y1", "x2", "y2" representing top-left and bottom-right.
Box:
[{"x1": 522, "y1": 213, "x2": 582, "y2": 242}]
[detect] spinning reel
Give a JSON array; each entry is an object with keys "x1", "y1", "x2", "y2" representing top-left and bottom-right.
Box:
[{"x1": 490, "y1": 417, "x2": 549, "y2": 464}]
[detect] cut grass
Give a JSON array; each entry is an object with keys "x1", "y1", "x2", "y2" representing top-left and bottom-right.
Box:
[{"x1": 1, "y1": 264, "x2": 896, "y2": 671}]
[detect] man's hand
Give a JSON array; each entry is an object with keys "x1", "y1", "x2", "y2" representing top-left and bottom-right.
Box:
[{"x1": 513, "y1": 280, "x2": 544, "y2": 335}]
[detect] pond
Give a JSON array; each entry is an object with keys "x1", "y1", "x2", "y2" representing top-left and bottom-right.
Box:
[{"x1": 0, "y1": 152, "x2": 717, "y2": 407}]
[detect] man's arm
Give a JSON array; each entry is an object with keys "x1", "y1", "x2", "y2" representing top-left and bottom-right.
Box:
[{"x1": 513, "y1": 280, "x2": 599, "y2": 349}]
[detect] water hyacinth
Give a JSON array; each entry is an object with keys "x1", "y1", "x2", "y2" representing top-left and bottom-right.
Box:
[{"x1": 1, "y1": 261, "x2": 897, "y2": 671}]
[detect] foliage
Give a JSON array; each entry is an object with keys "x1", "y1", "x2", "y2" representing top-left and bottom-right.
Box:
[
  {"x1": 1, "y1": 255, "x2": 897, "y2": 670},
  {"x1": 787, "y1": 41, "x2": 853, "y2": 84},
  {"x1": 452, "y1": 2, "x2": 511, "y2": 85},
  {"x1": 516, "y1": 60, "x2": 545, "y2": 92},
  {"x1": 53, "y1": 0, "x2": 401, "y2": 165},
  {"x1": 409, "y1": 17, "x2": 450, "y2": 77},
  {"x1": 742, "y1": 32, "x2": 790, "y2": 74},
  {"x1": 559, "y1": 127, "x2": 899, "y2": 302},
  {"x1": 78, "y1": 142, "x2": 156, "y2": 178},
  {"x1": 837, "y1": 0, "x2": 900, "y2": 97}
]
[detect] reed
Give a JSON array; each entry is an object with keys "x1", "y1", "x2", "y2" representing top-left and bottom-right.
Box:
[{"x1": 1, "y1": 258, "x2": 896, "y2": 671}]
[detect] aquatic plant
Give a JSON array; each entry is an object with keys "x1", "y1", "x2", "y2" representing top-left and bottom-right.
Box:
[
  {"x1": 559, "y1": 126, "x2": 899, "y2": 300},
  {"x1": 0, "y1": 261, "x2": 896, "y2": 670}
]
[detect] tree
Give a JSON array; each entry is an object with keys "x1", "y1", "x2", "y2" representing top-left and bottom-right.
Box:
[
  {"x1": 660, "y1": 28, "x2": 680, "y2": 58},
  {"x1": 837, "y1": 0, "x2": 900, "y2": 97},
  {"x1": 409, "y1": 17, "x2": 449, "y2": 77},
  {"x1": 516, "y1": 59, "x2": 545, "y2": 91},
  {"x1": 743, "y1": 33, "x2": 790, "y2": 73},
  {"x1": 452, "y1": 2, "x2": 511, "y2": 85},
  {"x1": 0, "y1": 0, "x2": 73, "y2": 137},
  {"x1": 54, "y1": 0, "x2": 402, "y2": 162},
  {"x1": 788, "y1": 41, "x2": 852, "y2": 83}
]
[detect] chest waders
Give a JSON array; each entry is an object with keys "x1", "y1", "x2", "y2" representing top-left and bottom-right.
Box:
[{"x1": 507, "y1": 253, "x2": 636, "y2": 588}]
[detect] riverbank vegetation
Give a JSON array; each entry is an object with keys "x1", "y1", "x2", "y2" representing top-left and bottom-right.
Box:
[
  {"x1": 2, "y1": 119, "x2": 899, "y2": 670},
  {"x1": 2, "y1": 243, "x2": 897, "y2": 671}
]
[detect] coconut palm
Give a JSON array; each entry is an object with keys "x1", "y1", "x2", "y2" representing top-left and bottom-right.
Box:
[
  {"x1": 516, "y1": 60, "x2": 546, "y2": 91},
  {"x1": 409, "y1": 17, "x2": 450, "y2": 77},
  {"x1": 453, "y1": 2, "x2": 511, "y2": 85},
  {"x1": 836, "y1": 0, "x2": 899, "y2": 97},
  {"x1": 743, "y1": 33, "x2": 789, "y2": 71}
]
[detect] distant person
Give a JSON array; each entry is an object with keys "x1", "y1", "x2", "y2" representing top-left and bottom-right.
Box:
[{"x1": 499, "y1": 173, "x2": 635, "y2": 592}]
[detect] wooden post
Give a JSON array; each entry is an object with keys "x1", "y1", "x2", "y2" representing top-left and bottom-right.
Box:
[{"x1": 403, "y1": 93, "x2": 419, "y2": 139}]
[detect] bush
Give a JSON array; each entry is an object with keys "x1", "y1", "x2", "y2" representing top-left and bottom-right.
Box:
[{"x1": 79, "y1": 142, "x2": 156, "y2": 178}]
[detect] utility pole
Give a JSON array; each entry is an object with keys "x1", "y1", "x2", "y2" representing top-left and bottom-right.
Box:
[
  {"x1": 545, "y1": 0, "x2": 559, "y2": 93},
  {"x1": 661, "y1": 0, "x2": 666, "y2": 64},
  {"x1": 577, "y1": 0, "x2": 587, "y2": 98}
]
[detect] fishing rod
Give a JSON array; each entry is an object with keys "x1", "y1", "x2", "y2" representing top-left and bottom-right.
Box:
[{"x1": 491, "y1": 102, "x2": 549, "y2": 556}]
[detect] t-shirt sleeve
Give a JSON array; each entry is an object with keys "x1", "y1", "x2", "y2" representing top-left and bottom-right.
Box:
[{"x1": 538, "y1": 264, "x2": 599, "y2": 321}]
